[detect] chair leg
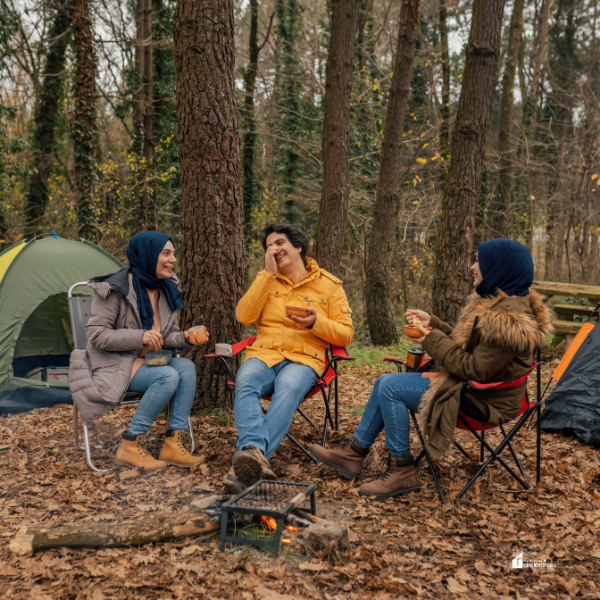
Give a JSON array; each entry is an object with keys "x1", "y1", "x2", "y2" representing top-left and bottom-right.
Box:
[
  {"x1": 73, "y1": 405, "x2": 85, "y2": 451},
  {"x1": 82, "y1": 422, "x2": 112, "y2": 473},
  {"x1": 453, "y1": 440, "x2": 472, "y2": 460},
  {"x1": 188, "y1": 416, "x2": 195, "y2": 454},
  {"x1": 297, "y1": 406, "x2": 319, "y2": 432},
  {"x1": 480, "y1": 428, "x2": 485, "y2": 462},
  {"x1": 320, "y1": 387, "x2": 335, "y2": 447},
  {"x1": 500, "y1": 424, "x2": 526, "y2": 478},
  {"x1": 334, "y1": 375, "x2": 339, "y2": 430},
  {"x1": 409, "y1": 411, "x2": 446, "y2": 503},
  {"x1": 285, "y1": 431, "x2": 318, "y2": 464}
]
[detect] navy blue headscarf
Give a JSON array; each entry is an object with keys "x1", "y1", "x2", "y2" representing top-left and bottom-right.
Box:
[
  {"x1": 126, "y1": 232, "x2": 184, "y2": 330},
  {"x1": 476, "y1": 239, "x2": 534, "y2": 298}
]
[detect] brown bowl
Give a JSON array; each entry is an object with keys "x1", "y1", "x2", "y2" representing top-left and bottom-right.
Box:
[
  {"x1": 404, "y1": 324, "x2": 432, "y2": 338},
  {"x1": 286, "y1": 306, "x2": 309, "y2": 318}
]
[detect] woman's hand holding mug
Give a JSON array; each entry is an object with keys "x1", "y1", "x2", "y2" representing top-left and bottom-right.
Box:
[
  {"x1": 185, "y1": 325, "x2": 209, "y2": 346},
  {"x1": 405, "y1": 309, "x2": 431, "y2": 327}
]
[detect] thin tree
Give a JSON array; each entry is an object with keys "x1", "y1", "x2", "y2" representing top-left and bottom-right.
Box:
[
  {"x1": 438, "y1": 0, "x2": 450, "y2": 188},
  {"x1": 429, "y1": 0, "x2": 506, "y2": 325},
  {"x1": 23, "y1": 0, "x2": 70, "y2": 236},
  {"x1": 486, "y1": 0, "x2": 525, "y2": 238},
  {"x1": 173, "y1": 0, "x2": 245, "y2": 407},
  {"x1": 365, "y1": 0, "x2": 421, "y2": 345},
  {"x1": 315, "y1": 0, "x2": 361, "y2": 276},
  {"x1": 71, "y1": 0, "x2": 99, "y2": 240}
]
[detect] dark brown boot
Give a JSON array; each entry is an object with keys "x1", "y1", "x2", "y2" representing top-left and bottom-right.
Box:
[
  {"x1": 309, "y1": 441, "x2": 369, "y2": 480},
  {"x1": 359, "y1": 454, "x2": 420, "y2": 499}
]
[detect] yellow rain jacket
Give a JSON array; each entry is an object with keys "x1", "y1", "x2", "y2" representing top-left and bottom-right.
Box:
[{"x1": 236, "y1": 258, "x2": 354, "y2": 375}]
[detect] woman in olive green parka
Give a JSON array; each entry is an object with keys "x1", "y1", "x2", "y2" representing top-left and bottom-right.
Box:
[{"x1": 309, "y1": 239, "x2": 553, "y2": 499}]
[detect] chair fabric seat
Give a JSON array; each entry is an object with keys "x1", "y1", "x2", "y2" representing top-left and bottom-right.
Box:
[{"x1": 456, "y1": 393, "x2": 531, "y2": 431}]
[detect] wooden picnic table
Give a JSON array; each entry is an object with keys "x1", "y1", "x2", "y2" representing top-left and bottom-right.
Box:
[{"x1": 532, "y1": 281, "x2": 600, "y2": 306}]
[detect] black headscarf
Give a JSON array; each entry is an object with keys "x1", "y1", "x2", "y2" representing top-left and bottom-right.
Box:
[
  {"x1": 126, "y1": 232, "x2": 184, "y2": 330},
  {"x1": 476, "y1": 238, "x2": 534, "y2": 298}
]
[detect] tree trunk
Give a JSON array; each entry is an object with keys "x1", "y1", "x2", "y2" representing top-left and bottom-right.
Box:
[
  {"x1": 142, "y1": 0, "x2": 154, "y2": 229},
  {"x1": 71, "y1": 0, "x2": 98, "y2": 240},
  {"x1": 23, "y1": 1, "x2": 70, "y2": 237},
  {"x1": 365, "y1": 0, "x2": 421, "y2": 345},
  {"x1": 314, "y1": 0, "x2": 361, "y2": 276},
  {"x1": 429, "y1": 0, "x2": 506, "y2": 325},
  {"x1": 487, "y1": 0, "x2": 525, "y2": 238},
  {"x1": 174, "y1": 0, "x2": 245, "y2": 408},
  {"x1": 242, "y1": 0, "x2": 259, "y2": 240},
  {"x1": 438, "y1": 0, "x2": 450, "y2": 187}
]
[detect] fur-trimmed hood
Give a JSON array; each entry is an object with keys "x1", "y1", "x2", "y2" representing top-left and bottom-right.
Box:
[{"x1": 450, "y1": 288, "x2": 553, "y2": 353}]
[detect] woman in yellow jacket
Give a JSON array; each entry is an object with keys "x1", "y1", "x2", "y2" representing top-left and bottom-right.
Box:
[{"x1": 225, "y1": 223, "x2": 354, "y2": 493}]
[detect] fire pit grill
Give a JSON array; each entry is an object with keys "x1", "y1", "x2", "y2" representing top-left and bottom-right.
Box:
[{"x1": 219, "y1": 480, "x2": 316, "y2": 553}]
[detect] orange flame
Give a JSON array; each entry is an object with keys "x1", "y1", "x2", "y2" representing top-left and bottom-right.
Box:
[
  {"x1": 284, "y1": 525, "x2": 298, "y2": 535},
  {"x1": 260, "y1": 515, "x2": 277, "y2": 531}
]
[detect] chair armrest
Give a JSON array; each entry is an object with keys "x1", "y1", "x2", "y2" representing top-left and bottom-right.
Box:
[
  {"x1": 331, "y1": 346, "x2": 354, "y2": 361},
  {"x1": 463, "y1": 362, "x2": 543, "y2": 391},
  {"x1": 204, "y1": 335, "x2": 257, "y2": 358}
]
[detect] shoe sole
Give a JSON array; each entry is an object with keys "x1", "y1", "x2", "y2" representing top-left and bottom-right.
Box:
[
  {"x1": 114, "y1": 459, "x2": 168, "y2": 472},
  {"x1": 309, "y1": 451, "x2": 359, "y2": 481},
  {"x1": 358, "y1": 486, "x2": 420, "y2": 499},
  {"x1": 161, "y1": 461, "x2": 196, "y2": 468},
  {"x1": 232, "y1": 453, "x2": 277, "y2": 486}
]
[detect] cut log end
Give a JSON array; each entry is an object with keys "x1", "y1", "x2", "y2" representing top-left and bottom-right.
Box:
[{"x1": 9, "y1": 528, "x2": 34, "y2": 556}]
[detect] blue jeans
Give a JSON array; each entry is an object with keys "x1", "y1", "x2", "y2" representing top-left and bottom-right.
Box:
[
  {"x1": 234, "y1": 358, "x2": 318, "y2": 459},
  {"x1": 127, "y1": 357, "x2": 196, "y2": 436},
  {"x1": 354, "y1": 373, "x2": 430, "y2": 457}
]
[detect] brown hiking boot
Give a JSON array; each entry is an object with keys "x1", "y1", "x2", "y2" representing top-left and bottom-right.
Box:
[
  {"x1": 309, "y1": 440, "x2": 369, "y2": 480},
  {"x1": 358, "y1": 454, "x2": 420, "y2": 499},
  {"x1": 159, "y1": 430, "x2": 203, "y2": 468},
  {"x1": 232, "y1": 446, "x2": 277, "y2": 486},
  {"x1": 115, "y1": 432, "x2": 168, "y2": 472},
  {"x1": 222, "y1": 467, "x2": 247, "y2": 495}
]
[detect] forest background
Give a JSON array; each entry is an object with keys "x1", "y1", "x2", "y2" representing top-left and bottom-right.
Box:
[{"x1": 0, "y1": 0, "x2": 599, "y2": 401}]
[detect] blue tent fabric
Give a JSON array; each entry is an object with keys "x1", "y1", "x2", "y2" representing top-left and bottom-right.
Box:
[
  {"x1": 0, "y1": 387, "x2": 72, "y2": 415},
  {"x1": 540, "y1": 321, "x2": 600, "y2": 447}
]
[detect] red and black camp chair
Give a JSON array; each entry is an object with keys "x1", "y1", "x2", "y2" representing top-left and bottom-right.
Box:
[
  {"x1": 384, "y1": 351, "x2": 543, "y2": 502},
  {"x1": 205, "y1": 337, "x2": 354, "y2": 462}
]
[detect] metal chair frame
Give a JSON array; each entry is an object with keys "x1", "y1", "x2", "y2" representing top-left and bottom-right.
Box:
[
  {"x1": 205, "y1": 337, "x2": 354, "y2": 463},
  {"x1": 68, "y1": 281, "x2": 195, "y2": 473},
  {"x1": 385, "y1": 350, "x2": 543, "y2": 502}
]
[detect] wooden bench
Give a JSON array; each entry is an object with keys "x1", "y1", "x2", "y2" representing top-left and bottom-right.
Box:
[{"x1": 532, "y1": 281, "x2": 600, "y2": 347}]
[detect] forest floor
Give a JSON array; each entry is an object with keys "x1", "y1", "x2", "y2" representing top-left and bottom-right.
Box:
[{"x1": 1, "y1": 353, "x2": 600, "y2": 600}]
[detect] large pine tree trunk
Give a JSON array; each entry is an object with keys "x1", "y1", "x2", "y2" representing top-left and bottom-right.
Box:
[
  {"x1": 174, "y1": 0, "x2": 245, "y2": 408},
  {"x1": 438, "y1": 0, "x2": 450, "y2": 187},
  {"x1": 23, "y1": 1, "x2": 70, "y2": 236},
  {"x1": 365, "y1": 0, "x2": 421, "y2": 345},
  {"x1": 315, "y1": 0, "x2": 361, "y2": 276},
  {"x1": 71, "y1": 0, "x2": 98, "y2": 240},
  {"x1": 429, "y1": 0, "x2": 506, "y2": 325},
  {"x1": 486, "y1": 0, "x2": 525, "y2": 238}
]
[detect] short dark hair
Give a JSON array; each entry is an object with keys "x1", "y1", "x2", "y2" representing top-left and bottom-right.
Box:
[{"x1": 260, "y1": 223, "x2": 308, "y2": 267}]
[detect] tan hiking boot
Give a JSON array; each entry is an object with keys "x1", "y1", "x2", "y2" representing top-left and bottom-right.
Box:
[
  {"x1": 232, "y1": 446, "x2": 277, "y2": 487},
  {"x1": 115, "y1": 432, "x2": 168, "y2": 472},
  {"x1": 309, "y1": 440, "x2": 369, "y2": 480},
  {"x1": 223, "y1": 467, "x2": 247, "y2": 495},
  {"x1": 159, "y1": 430, "x2": 203, "y2": 468},
  {"x1": 358, "y1": 454, "x2": 420, "y2": 499}
]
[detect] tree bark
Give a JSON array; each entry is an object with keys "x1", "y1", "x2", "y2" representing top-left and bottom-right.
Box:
[
  {"x1": 438, "y1": 0, "x2": 450, "y2": 187},
  {"x1": 174, "y1": 0, "x2": 245, "y2": 408},
  {"x1": 429, "y1": 0, "x2": 506, "y2": 325},
  {"x1": 365, "y1": 0, "x2": 421, "y2": 345},
  {"x1": 23, "y1": 1, "x2": 70, "y2": 236},
  {"x1": 315, "y1": 0, "x2": 361, "y2": 276},
  {"x1": 71, "y1": 0, "x2": 98, "y2": 240},
  {"x1": 487, "y1": 0, "x2": 525, "y2": 238},
  {"x1": 142, "y1": 0, "x2": 154, "y2": 229}
]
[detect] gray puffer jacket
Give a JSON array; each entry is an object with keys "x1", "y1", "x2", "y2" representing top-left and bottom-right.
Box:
[{"x1": 69, "y1": 267, "x2": 189, "y2": 424}]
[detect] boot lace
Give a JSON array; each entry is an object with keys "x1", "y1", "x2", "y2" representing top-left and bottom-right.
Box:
[
  {"x1": 137, "y1": 443, "x2": 152, "y2": 460},
  {"x1": 378, "y1": 456, "x2": 394, "y2": 482},
  {"x1": 176, "y1": 434, "x2": 189, "y2": 455}
]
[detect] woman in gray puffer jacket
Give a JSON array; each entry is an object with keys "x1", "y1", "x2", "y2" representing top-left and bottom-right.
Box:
[{"x1": 69, "y1": 232, "x2": 208, "y2": 472}]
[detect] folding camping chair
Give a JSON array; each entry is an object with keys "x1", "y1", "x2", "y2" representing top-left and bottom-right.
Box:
[
  {"x1": 384, "y1": 351, "x2": 543, "y2": 502},
  {"x1": 205, "y1": 337, "x2": 354, "y2": 462},
  {"x1": 68, "y1": 282, "x2": 195, "y2": 473}
]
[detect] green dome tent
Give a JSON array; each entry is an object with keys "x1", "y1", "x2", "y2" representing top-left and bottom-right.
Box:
[{"x1": 0, "y1": 234, "x2": 123, "y2": 414}]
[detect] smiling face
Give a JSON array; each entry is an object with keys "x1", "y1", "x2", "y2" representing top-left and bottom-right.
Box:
[
  {"x1": 156, "y1": 240, "x2": 177, "y2": 279},
  {"x1": 471, "y1": 254, "x2": 483, "y2": 287},
  {"x1": 265, "y1": 232, "x2": 304, "y2": 272}
]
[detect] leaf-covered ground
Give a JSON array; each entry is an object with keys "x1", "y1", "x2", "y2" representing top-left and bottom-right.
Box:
[{"x1": 1, "y1": 359, "x2": 600, "y2": 599}]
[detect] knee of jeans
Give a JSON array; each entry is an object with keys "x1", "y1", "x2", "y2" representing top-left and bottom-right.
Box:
[
  {"x1": 159, "y1": 367, "x2": 180, "y2": 392},
  {"x1": 177, "y1": 358, "x2": 196, "y2": 381}
]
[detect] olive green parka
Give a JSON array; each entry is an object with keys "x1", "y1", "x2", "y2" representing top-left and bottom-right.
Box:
[{"x1": 419, "y1": 290, "x2": 553, "y2": 459}]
